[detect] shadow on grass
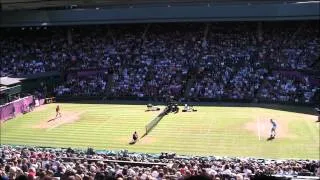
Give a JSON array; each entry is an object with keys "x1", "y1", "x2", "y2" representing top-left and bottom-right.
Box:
[
  {"x1": 128, "y1": 132, "x2": 151, "y2": 145},
  {"x1": 267, "y1": 136, "x2": 275, "y2": 141},
  {"x1": 137, "y1": 110, "x2": 167, "y2": 143},
  {"x1": 47, "y1": 118, "x2": 56, "y2": 122}
]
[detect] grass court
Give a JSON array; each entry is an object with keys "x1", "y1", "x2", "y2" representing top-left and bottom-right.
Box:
[{"x1": 0, "y1": 103, "x2": 319, "y2": 159}]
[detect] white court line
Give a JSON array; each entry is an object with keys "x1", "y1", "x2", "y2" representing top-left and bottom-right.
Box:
[
  {"x1": 206, "y1": 117, "x2": 214, "y2": 146},
  {"x1": 174, "y1": 124, "x2": 183, "y2": 153},
  {"x1": 257, "y1": 117, "x2": 261, "y2": 141},
  {"x1": 262, "y1": 120, "x2": 266, "y2": 137}
]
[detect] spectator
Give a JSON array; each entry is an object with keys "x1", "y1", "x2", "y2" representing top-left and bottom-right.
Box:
[{"x1": 0, "y1": 146, "x2": 319, "y2": 180}]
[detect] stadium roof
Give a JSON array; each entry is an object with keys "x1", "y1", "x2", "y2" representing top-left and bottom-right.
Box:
[{"x1": 1, "y1": 0, "x2": 318, "y2": 11}]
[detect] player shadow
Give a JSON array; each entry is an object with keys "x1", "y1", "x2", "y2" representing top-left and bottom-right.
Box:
[
  {"x1": 128, "y1": 141, "x2": 135, "y2": 145},
  {"x1": 128, "y1": 133, "x2": 147, "y2": 145},
  {"x1": 266, "y1": 136, "x2": 275, "y2": 141},
  {"x1": 47, "y1": 118, "x2": 56, "y2": 122},
  {"x1": 128, "y1": 140, "x2": 138, "y2": 145}
]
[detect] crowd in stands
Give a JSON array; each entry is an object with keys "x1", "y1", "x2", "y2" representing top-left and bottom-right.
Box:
[
  {"x1": 1, "y1": 146, "x2": 319, "y2": 180},
  {"x1": 1, "y1": 22, "x2": 319, "y2": 103},
  {"x1": 0, "y1": 28, "x2": 67, "y2": 76},
  {"x1": 54, "y1": 75, "x2": 107, "y2": 96},
  {"x1": 187, "y1": 23, "x2": 319, "y2": 103}
]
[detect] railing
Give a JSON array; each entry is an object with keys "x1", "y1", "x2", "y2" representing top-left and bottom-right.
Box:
[
  {"x1": 273, "y1": 175, "x2": 320, "y2": 180},
  {"x1": 60, "y1": 157, "x2": 167, "y2": 167},
  {"x1": 1, "y1": 0, "x2": 310, "y2": 11}
]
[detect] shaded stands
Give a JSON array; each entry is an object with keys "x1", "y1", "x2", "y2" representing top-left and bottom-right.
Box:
[
  {"x1": 0, "y1": 77, "x2": 24, "y2": 105},
  {"x1": 0, "y1": 72, "x2": 60, "y2": 105}
]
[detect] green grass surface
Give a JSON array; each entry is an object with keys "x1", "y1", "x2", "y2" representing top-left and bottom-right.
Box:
[{"x1": 1, "y1": 103, "x2": 319, "y2": 159}]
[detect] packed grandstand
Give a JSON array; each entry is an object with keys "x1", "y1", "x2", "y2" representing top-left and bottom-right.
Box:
[
  {"x1": 1, "y1": 20, "x2": 320, "y2": 180},
  {"x1": 0, "y1": 146, "x2": 319, "y2": 180},
  {"x1": 1, "y1": 22, "x2": 319, "y2": 103}
]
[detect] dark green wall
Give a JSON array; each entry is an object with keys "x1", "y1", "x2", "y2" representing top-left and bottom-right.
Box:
[
  {"x1": 21, "y1": 76, "x2": 61, "y2": 95},
  {"x1": 1, "y1": 2, "x2": 319, "y2": 27}
]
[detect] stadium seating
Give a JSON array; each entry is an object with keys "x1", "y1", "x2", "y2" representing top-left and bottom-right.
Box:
[
  {"x1": 1, "y1": 101, "x2": 319, "y2": 179},
  {"x1": 1, "y1": 22, "x2": 319, "y2": 104},
  {"x1": 1, "y1": 21, "x2": 320, "y2": 180},
  {"x1": 0, "y1": 145, "x2": 319, "y2": 180}
]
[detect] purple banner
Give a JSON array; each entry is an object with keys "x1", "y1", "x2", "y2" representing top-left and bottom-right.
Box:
[
  {"x1": 0, "y1": 96, "x2": 34, "y2": 122},
  {"x1": 39, "y1": 99, "x2": 45, "y2": 105}
]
